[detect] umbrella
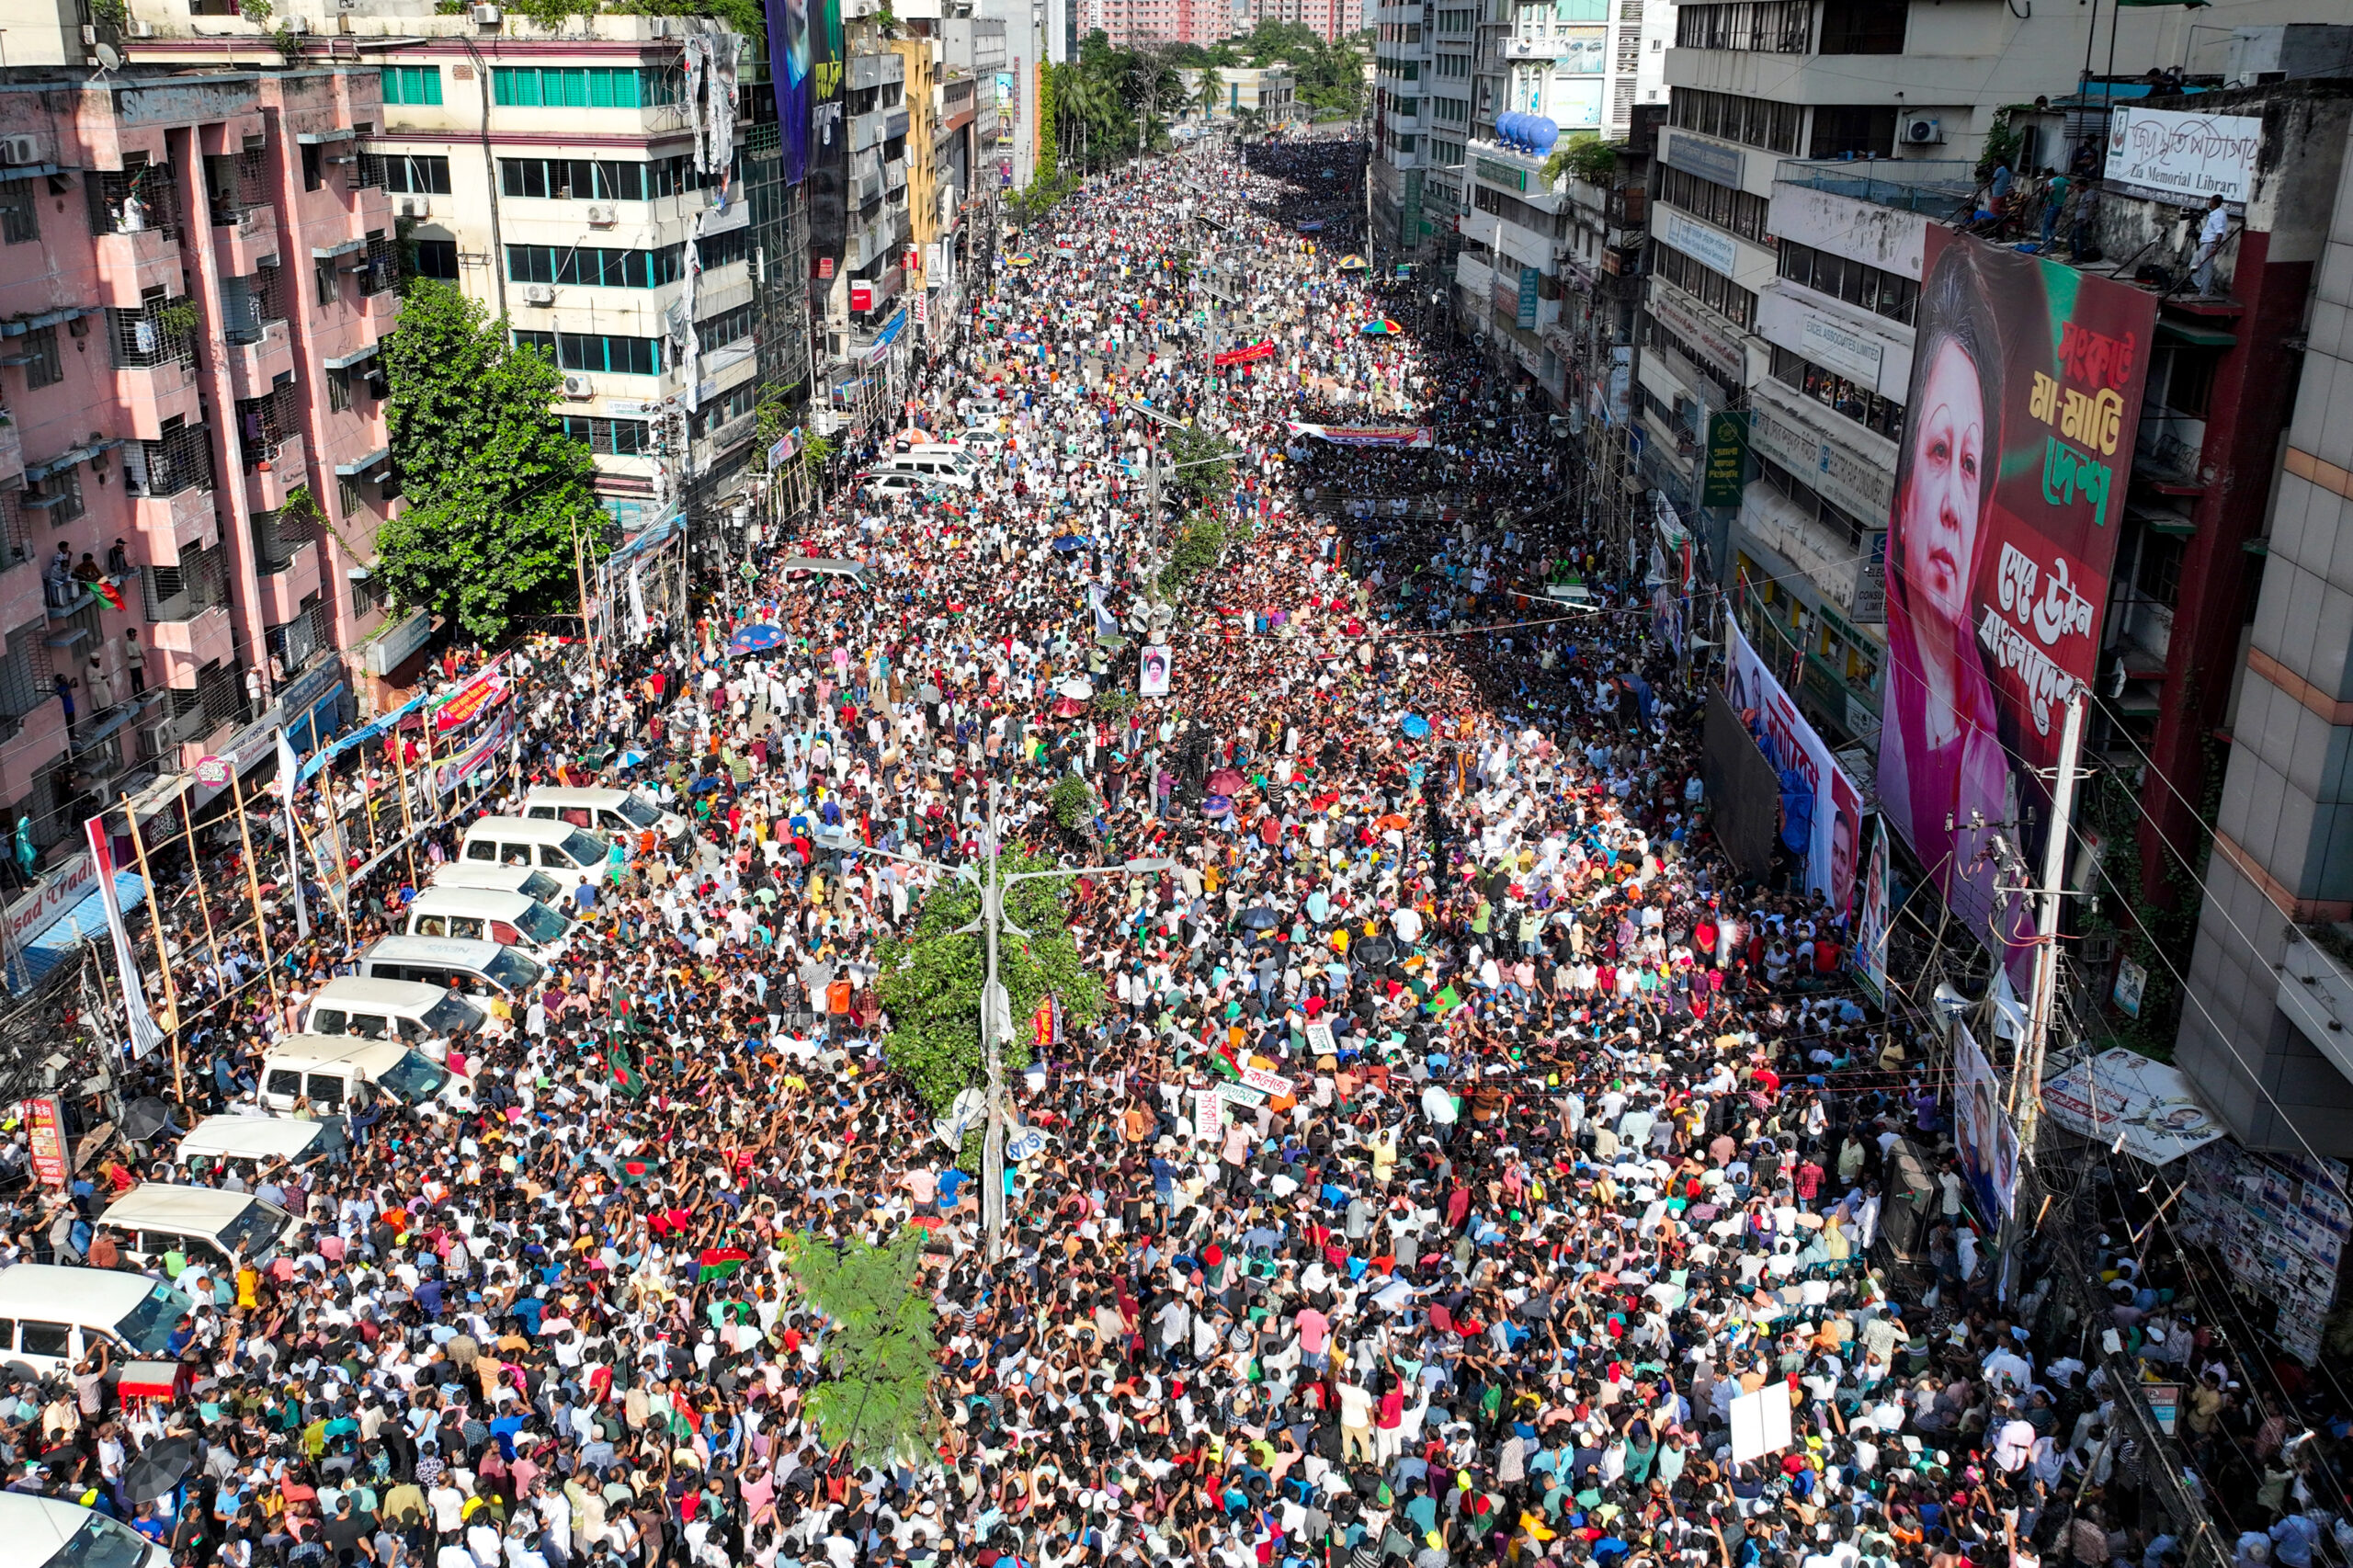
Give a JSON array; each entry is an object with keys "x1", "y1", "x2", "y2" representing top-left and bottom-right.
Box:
[
  {"x1": 728, "y1": 623, "x2": 787, "y2": 654},
  {"x1": 1051, "y1": 696, "x2": 1086, "y2": 719},
  {"x1": 1202, "y1": 793, "x2": 1233, "y2": 817},
  {"x1": 121, "y1": 1097, "x2": 175, "y2": 1142},
  {"x1": 1354, "y1": 937, "x2": 1395, "y2": 967},
  {"x1": 1051, "y1": 535, "x2": 1087, "y2": 553},
  {"x1": 1059, "y1": 677, "x2": 1094, "y2": 700},
  {"x1": 1375, "y1": 812, "x2": 1410, "y2": 832},
  {"x1": 1239, "y1": 906, "x2": 1280, "y2": 931},
  {"x1": 1399, "y1": 714, "x2": 1432, "y2": 739},
  {"x1": 1009, "y1": 255, "x2": 1037, "y2": 267},
  {"x1": 918, "y1": 683, "x2": 944, "y2": 704},
  {"x1": 122, "y1": 1437, "x2": 196, "y2": 1506},
  {"x1": 1208, "y1": 767, "x2": 1245, "y2": 794},
  {"x1": 1338, "y1": 254, "x2": 1369, "y2": 270}
]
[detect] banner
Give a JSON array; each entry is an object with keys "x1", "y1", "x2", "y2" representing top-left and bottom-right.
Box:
[
  {"x1": 1213, "y1": 341, "x2": 1276, "y2": 367},
  {"x1": 433, "y1": 657, "x2": 513, "y2": 733},
  {"x1": 275, "y1": 729, "x2": 311, "y2": 943},
  {"x1": 1855, "y1": 816, "x2": 1890, "y2": 1004},
  {"x1": 1952, "y1": 1022, "x2": 2018, "y2": 1219},
  {"x1": 2105, "y1": 105, "x2": 2262, "y2": 205},
  {"x1": 1284, "y1": 423, "x2": 1434, "y2": 449},
  {"x1": 1878, "y1": 230, "x2": 2154, "y2": 987},
  {"x1": 435, "y1": 710, "x2": 517, "y2": 798},
  {"x1": 765, "y1": 0, "x2": 811, "y2": 185},
  {"x1": 83, "y1": 815, "x2": 161, "y2": 1061},
  {"x1": 2041, "y1": 1047, "x2": 2225, "y2": 1167},
  {"x1": 1724, "y1": 620, "x2": 1866, "y2": 916},
  {"x1": 25, "y1": 1097, "x2": 66, "y2": 1187},
  {"x1": 1140, "y1": 643, "x2": 1172, "y2": 698},
  {"x1": 805, "y1": 0, "x2": 846, "y2": 281}
]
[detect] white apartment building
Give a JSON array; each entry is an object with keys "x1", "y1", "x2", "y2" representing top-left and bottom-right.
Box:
[{"x1": 124, "y1": 6, "x2": 758, "y2": 533}]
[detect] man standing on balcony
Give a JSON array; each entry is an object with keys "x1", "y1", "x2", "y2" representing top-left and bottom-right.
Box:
[
  {"x1": 244, "y1": 665, "x2": 267, "y2": 722},
  {"x1": 122, "y1": 631, "x2": 143, "y2": 698}
]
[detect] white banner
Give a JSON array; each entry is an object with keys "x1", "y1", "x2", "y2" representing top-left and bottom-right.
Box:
[
  {"x1": 2105, "y1": 105, "x2": 2263, "y2": 205},
  {"x1": 276, "y1": 728, "x2": 311, "y2": 943},
  {"x1": 2042, "y1": 1047, "x2": 2226, "y2": 1167},
  {"x1": 1723, "y1": 620, "x2": 1867, "y2": 918},
  {"x1": 83, "y1": 816, "x2": 161, "y2": 1061}
]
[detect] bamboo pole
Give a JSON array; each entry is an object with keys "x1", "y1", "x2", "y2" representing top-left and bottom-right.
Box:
[
  {"x1": 225, "y1": 768, "x2": 283, "y2": 1017},
  {"x1": 177, "y1": 792, "x2": 223, "y2": 981},
  {"x1": 389, "y1": 728, "x2": 419, "y2": 889},
  {"x1": 119, "y1": 792, "x2": 183, "y2": 1105}
]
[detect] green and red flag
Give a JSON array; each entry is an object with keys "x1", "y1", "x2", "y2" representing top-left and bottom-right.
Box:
[
  {"x1": 697, "y1": 1245, "x2": 751, "y2": 1283},
  {"x1": 92, "y1": 579, "x2": 127, "y2": 612}
]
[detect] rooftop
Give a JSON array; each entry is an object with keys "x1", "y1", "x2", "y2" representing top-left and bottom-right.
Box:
[{"x1": 1773, "y1": 156, "x2": 1975, "y2": 219}]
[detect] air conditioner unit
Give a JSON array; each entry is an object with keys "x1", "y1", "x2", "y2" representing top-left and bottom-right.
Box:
[
  {"x1": 1902, "y1": 115, "x2": 1943, "y2": 145},
  {"x1": 561, "y1": 373, "x2": 593, "y2": 397},
  {"x1": 395, "y1": 195, "x2": 430, "y2": 218},
  {"x1": 127, "y1": 19, "x2": 154, "y2": 37},
  {"x1": 0, "y1": 135, "x2": 43, "y2": 166},
  {"x1": 522, "y1": 282, "x2": 555, "y2": 305},
  {"x1": 585, "y1": 203, "x2": 617, "y2": 226},
  {"x1": 472, "y1": 3, "x2": 502, "y2": 21},
  {"x1": 284, "y1": 15, "x2": 310, "y2": 31}
]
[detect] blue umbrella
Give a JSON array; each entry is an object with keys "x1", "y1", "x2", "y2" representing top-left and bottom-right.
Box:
[
  {"x1": 1400, "y1": 714, "x2": 1432, "y2": 739},
  {"x1": 729, "y1": 623, "x2": 786, "y2": 655},
  {"x1": 1051, "y1": 535, "x2": 1089, "y2": 553},
  {"x1": 1202, "y1": 793, "x2": 1233, "y2": 817}
]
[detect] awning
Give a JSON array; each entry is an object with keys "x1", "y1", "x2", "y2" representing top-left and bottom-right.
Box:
[
  {"x1": 2042, "y1": 1047, "x2": 2227, "y2": 1165},
  {"x1": 335, "y1": 447, "x2": 391, "y2": 476},
  {"x1": 25, "y1": 437, "x2": 124, "y2": 483},
  {"x1": 0, "y1": 165, "x2": 78, "y2": 184},
  {"x1": 4, "y1": 870, "x2": 145, "y2": 997},
  {"x1": 1, "y1": 305, "x2": 98, "y2": 337},
  {"x1": 322, "y1": 342, "x2": 381, "y2": 370},
  {"x1": 295, "y1": 128, "x2": 358, "y2": 144},
  {"x1": 312, "y1": 237, "x2": 367, "y2": 260}
]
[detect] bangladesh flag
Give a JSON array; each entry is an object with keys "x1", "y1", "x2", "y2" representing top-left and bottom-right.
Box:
[
  {"x1": 606, "y1": 1045, "x2": 647, "y2": 1098},
  {"x1": 616, "y1": 1156, "x2": 654, "y2": 1186},
  {"x1": 92, "y1": 579, "x2": 126, "y2": 612},
  {"x1": 697, "y1": 1246, "x2": 751, "y2": 1283}
]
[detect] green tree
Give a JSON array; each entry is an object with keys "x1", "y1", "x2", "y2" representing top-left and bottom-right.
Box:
[
  {"x1": 875, "y1": 851, "x2": 1106, "y2": 1115},
  {"x1": 1048, "y1": 775, "x2": 1096, "y2": 837},
  {"x1": 1194, "y1": 64, "x2": 1224, "y2": 119},
  {"x1": 377, "y1": 280, "x2": 608, "y2": 640},
  {"x1": 1164, "y1": 419, "x2": 1233, "y2": 501},
  {"x1": 780, "y1": 1228, "x2": 939, "y2": 1469}
]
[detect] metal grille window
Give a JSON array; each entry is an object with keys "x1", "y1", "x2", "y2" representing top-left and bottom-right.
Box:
[
  {"x1": 0, "y1": 623, "x2": 50, "y2": 731},
  {"x1": 350, "y1": 571, "x2": 387, "y2": 621},
  {"x1": 365, "y1": 153, "x2": 452, "y2": 195},
  {"x1": 131, "y1": 421, "x2": 214, "y2": 499},
  {"x1": 86, "y1": 163, "x2": 180, "y2": 238},
  {"x1": 24, "y1": 469, "x2": 82, "y2": 526},
  {"x1": 1655, "y1": 165, "x2": 1769, "y2": 243},
  {"x1": 144, "y1": 540, "x2": 230, "y2": 621},
  {"x1": 0, "y1": 489, "x2": 25, "y2": 566},
  {"x1": 362, "y1": 231, "x2": 396, "y2": 295},
  {"x1": 250, "y1": 506, "x2": 320, "y2": 575},
  {"x1": 17, "y1": 325, "x2": 63, "y2": 389},
  {"x1": 1667, "y1": 88, "x2": 1799, "y2": 154},
  {"x1": 193, "y1": 659, "x2": 243, "y2": 728},
  {"x1": 235, "y1": 384, "x2": 298, "y2": 470},
  {"x1": 1674, "y1": 1, "x2": 1810, "y2": 51},
  {"x1": 111, "y1": 291, "x2": 198, "y2": 370},
  {"x1": 205, "y1": 147, "x2": 268, "y2": 225},
  {"x1": 0, "y1": 178, "x2": 38, "y2": 244},
  {"x1": 267, "y1": 595, "x2": 333, "y2": 676}
]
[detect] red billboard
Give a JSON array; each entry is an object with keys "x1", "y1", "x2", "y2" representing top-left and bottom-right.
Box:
[{"x1": 1878, "y1": 229, "x2": 2154, "y2": 987}]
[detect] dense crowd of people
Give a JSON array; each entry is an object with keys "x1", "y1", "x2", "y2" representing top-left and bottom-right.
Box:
[{"x1": 0, "y1": 134, "x2": 2337, "y2": 1568}]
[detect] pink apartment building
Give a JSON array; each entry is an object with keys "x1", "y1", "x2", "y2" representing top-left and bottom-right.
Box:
[{"x1": 0, "y1": 66, "x2": 397, "y2": 859}]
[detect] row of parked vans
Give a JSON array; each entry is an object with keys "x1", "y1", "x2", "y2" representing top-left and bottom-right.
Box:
[
  {"x1": 0, "y1": 782, "x2": 699, "y2": 1566},
  {"x1": 854, "y1": 439, "x2": 994, "y2": 497}
]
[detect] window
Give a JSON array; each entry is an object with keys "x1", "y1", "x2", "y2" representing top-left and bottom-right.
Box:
[
  {"x1": 1674, "y1": 1, "x2": 1810, "y2": 52},
  {"x1": 25, "y1": 469, "x2": 82, "y2": 525},
  {"x1": 366, "y1": 153, "x2": 452, "y2": 195},
  {"x1": 328, "y1": 366, "x2": 351, "y2": 413},
  {"x1": 1640, "y1": 312, "x2": 1741, "y2": 405},
  {"x1": 415, "y1": 240, "x2": 460, "y2": 280},
  {"x1": 1769, "y1": 344, "x2": 1905, "y2": 440},
  {"x1": 513, "y1": 330, "x2": 664, "y2": 374},
  {"x1": 111, "y1": 293, "x2": 195, "y2": 370},
  {"x1": 363, "y1": 230, "x2": 397, "y2": 294},
  {"x1": 0, "y1": 178, "x2": 37, "y2": 244},
  {"x1": 20, "y1": 325, "x2": 62, "y2": 389},
  {"x1": 381, "y1": 64, "x2": 445, "y2": 105},
  {"x1": 697, "y1": 301, "x2": 756, "y2": 350},
  {"x1": 697, "y1": 227, "x2": 752, "y2": 272},
  {"x1": 491, "y1": 66, "x2": 675, "y2": 109},
  {"x1": 338, "y1": 475, "x2": 366, "y2": 521},
  {"x1": 0, "y1": 625, "x2": 52, "y2": 725},
  {"x1": 504, "y1": 244, "x2": 686, "y2": 288},
  {"x1": 559, "y1": 415, "x2": 652, "y2": 454},
  {"x1": 1472, "y1": 183, "x2": 1565, "y2": 240},
  {"x1": 497, "y1": 153, "x2": 721, "y2": 200},
  {"x1": 19, "y1": 1322, "x2": 70, "y2": 1358},
  {"x1": 132, "y1": 421, "x2": 214, "y2": 498},
  {"x1": 302, "y1": 143, "x2": 323, "y2": 192},
  {"x1": 1654, "y1": 165, "x2": 1769, "y2": 243},
  {"x1": 1817, "y1": 0, "x2": 1906, "y2": 53},
  {"x1": 1809, "y1": 105, "x2": 1899, "y2": 159},
  {"x1": 1655, "y1": 246, "x2": 1756, "y2": 330},
  {"x1": 1777, "y1": 240, "x2": 1917, "y2": 324},
  {"x1": 315, "y1": 255, "x2": 340, "y2": 307},
  {"x1": 1668, "y1": 87, "x2": 1799, "y2": 154},
  {"x1": 689, "y1": 381, "x2": 757, "y2": 439}
]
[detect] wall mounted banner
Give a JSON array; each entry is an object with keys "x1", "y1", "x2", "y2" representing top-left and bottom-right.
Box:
[
  {"x1": 1878, "y1": 229, "x2": 2154, "y2": 987},
  {"x1": 1284, "y1": 424, "x2": 1435, "y2": 449},
  {"x1": 1855, "y1": 815, "x2": 1890, "y2": 1003},
  {"x1": 1724, "y1": 619, "x2": 1867, "y2": 916},
  {"x1": 1213, "y1": 341, "x2": 1277, "y2": 367},
  {"x1": 764, "y1": 0, "x2": 809, "y2": 185},
  {"x1": 1952, "y1": 1022, "x2": 2019, "y2": 1219}
]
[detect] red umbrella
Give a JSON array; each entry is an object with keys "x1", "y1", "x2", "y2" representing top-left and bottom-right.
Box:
[
  {"x1": 1051, "y1": 696, "x2": 1086, "y2": 718},
  {"x1": 1208, "y1": 767, "x2": 1245, "y2": 795}
]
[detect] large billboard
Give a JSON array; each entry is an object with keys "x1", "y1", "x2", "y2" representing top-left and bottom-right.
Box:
[
  {"x1": 1878, "y1": 229, "x2": 2154, "y2": 986},
  {"x1": 763, "y1": 0, "x2": 811, "y2": 184},
  {"x1": 805, "y1": 0, "x2": 847, "y2": 290},
  {"x1": 1724, "y1": 619, "x2": 1867, "y2": 917}
]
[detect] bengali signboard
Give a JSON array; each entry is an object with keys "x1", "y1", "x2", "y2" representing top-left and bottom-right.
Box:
[
  {"x1": 1877, "y1": 229, "x2": 2154, "y2": 988},
  {"x1": 1701, "y1": 412, "x2": 1747, "y2": 507},
  {"x1": 1664, "y1": 130, "x2": 1744, "y2": 189},
  {"x1": 2105, "y1": 105, "x2": 2263, "y2": 205}
]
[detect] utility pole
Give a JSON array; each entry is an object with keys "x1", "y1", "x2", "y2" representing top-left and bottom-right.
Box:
[{"x1": 2016, "y1": 692, "x2": 2086, "y2": 1157}]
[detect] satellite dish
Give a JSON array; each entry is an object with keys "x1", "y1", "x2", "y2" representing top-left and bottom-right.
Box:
[{"x1": 93, "y1": 42, "x2": 121, "y2": 72}]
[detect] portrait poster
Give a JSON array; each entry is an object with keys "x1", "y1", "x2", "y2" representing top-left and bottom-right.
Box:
[
  {"x1": 1877, "y1": 229, "x2": 2154, "y2": 988},
  {"x1": 1723, "y1": 620, "x2": 1866, "y2": 917},
  {"x1": 763, "y1": 0, "x2": 811, "y2": 185},
  {"x1": 1952, "y1": 1022, "x2": 2020, "y2": 1219},
  {"x1": 1140, "y1": 643, "x2": 1173, "y2": 699},
  {"x1": 1856, "y1": 816, "x2": 1891, "y2": 1004}
]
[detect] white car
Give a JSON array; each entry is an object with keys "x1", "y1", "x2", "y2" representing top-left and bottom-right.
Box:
[{"x1": 4, "y1": 1491, "x2": 171, "y2": 1567}]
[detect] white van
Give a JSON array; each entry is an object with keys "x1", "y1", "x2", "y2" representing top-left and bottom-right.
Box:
[
  {"x1": 0, "y1": 1265, "x2": 190, "y2": 1376},
  {"x1": 355, "y1": 935, "x2": 544, "y2": 1000},
  {"x1": 457, "y1": 815, "x2": 612, "y2": 894},
  {"x1": 302, "y1": 975, "x2": 484, "y2": 1060},
  {"x1": 858, "y1": 463, "x2": 976, "y2": 494},
  {"x1": 176, "y1": 1115, "x2": 337, "y2": 1179},
  {"x1": 430, "y1": 860, "x2": 573, "y2": 908},
  {"x1": 520, "y1": 785, "x2": 685, "y2": 846},
  {"x1": 256, "y1": 1034, "x2": 452, "y2": 1116},
  {"x1": 100, "y1": 1184, "x2": 294, "y2": 1271},
  {"x1": 5, "y1": 1490, "x2": 173, "y2": 1568},
  {"x1": 891, "y1": 444, "x2": 980, "y2": 478},
  {"x1": 404, "y1": 885, "x2": 573, "y2": 956}
]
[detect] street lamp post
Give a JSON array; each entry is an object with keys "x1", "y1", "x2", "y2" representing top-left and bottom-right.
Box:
[{"x1": 843, "y1": 777, "x2": 1171, "y2": 1262}]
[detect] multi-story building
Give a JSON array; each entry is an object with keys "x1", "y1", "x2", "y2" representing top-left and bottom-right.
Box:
[
  {"x1": 0, "y1": 56, "x2": 397, "y2": 858},
  {"x1": 1370, "y1": 0, "x2": 1436, "y2": 256},
  {"x1": 122, "y1": 5, "x2": 765, "y2": 534},
  {"x1": 1176, "y1": 65, "x2": 1299, "y2": 125}
]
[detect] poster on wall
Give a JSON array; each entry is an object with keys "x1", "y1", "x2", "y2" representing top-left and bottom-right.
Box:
[
  {"x1": 1951, "y1": 1022, "x2": 2019, "y2": 1219},
  {"x1": 1855, "y1": 817, "x2": 1891, "y2": 1004},
  {"x1": 1876, "y1": 228, "x2": 2155, "y2": 988},
  {"x1": 1724, "y1": 619, "x2": 1868, "y2": 916},
  {"x1": 24, "y1": 1097, "x2": 64, "y2": 1188},
  {"x1": 1140, "y1": 644, "x2": 1173, "y2": 699}
]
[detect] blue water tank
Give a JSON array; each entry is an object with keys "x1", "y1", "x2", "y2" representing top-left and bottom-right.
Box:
[
  {"x1": 1494, "y1": 110, "x2": 1519, "y2": 150},
  {"x1": 1528, "y1": 117, "x2": 1560, "y2": 153}
]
